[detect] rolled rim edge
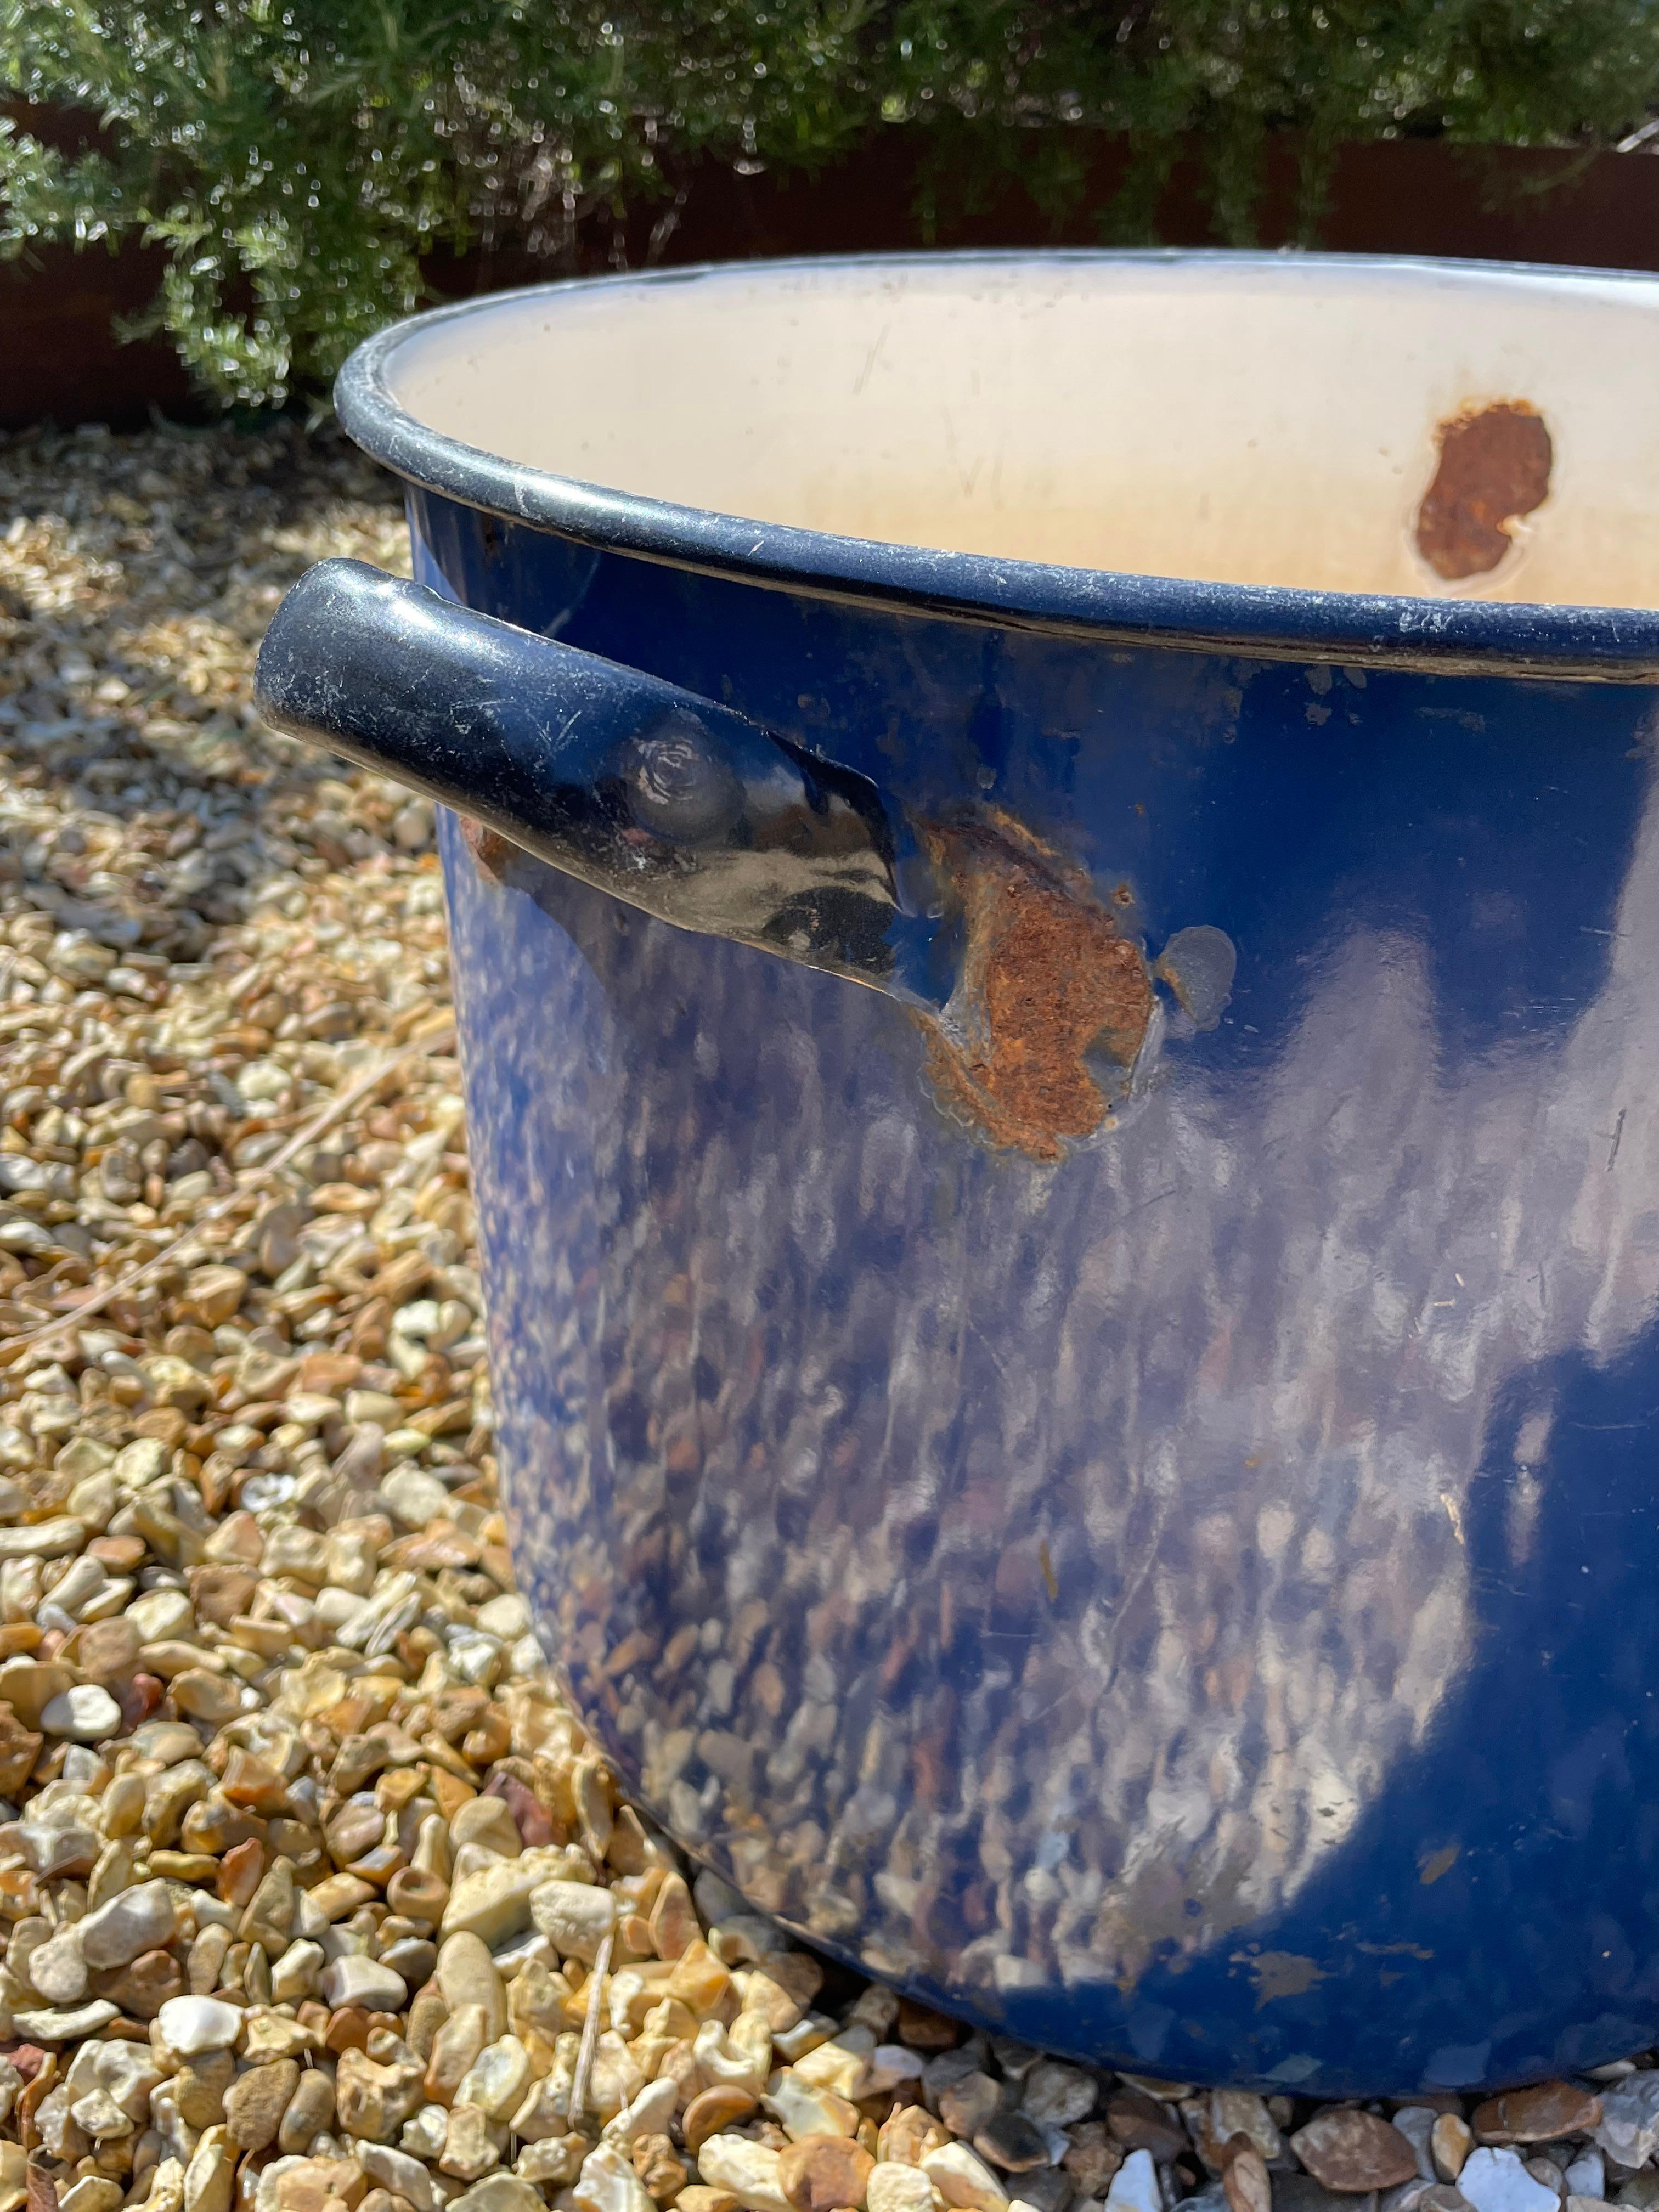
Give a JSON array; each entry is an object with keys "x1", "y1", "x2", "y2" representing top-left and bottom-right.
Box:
[{"x1": 334, "y1": 248, "x2": 1659, "y2": 681}]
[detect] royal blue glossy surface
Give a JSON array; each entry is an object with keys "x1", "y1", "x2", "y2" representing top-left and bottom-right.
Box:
[
  {"x1": 394, "y1": 483, "x2": 1659, "y2": 2095},
  {"x1": 277, "y1": 252, "x2": 1659, "y2": 2095}
]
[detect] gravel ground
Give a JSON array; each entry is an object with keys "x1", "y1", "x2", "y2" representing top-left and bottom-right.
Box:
[{"x1": 0, "y1": 418, "x2": 1652, "y2": 2212}]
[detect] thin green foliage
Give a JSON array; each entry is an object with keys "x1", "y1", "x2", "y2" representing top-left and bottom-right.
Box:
[{"x1": 4, "y1": 0, "x2": 1659, "y2": 407}]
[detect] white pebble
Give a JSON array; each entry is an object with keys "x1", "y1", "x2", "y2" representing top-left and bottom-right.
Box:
[
  {"x1": 528, "y1": 1878, "x2": 617, "y2": 1962},
  {"x1": 39, "y1": 1685, "x2": 121, "y2": 1741},
  {"x1": 381, "y1": 1465, "x2": 452, "y2": 1529},
  {"x1": 1562, "y1": 2153, "x2": 1604, "y2": 2200},
  {"x1": 156, "y1": 1996, "x2": 244, "y2": 2057},
  {"x1": 924, "y1": 2143, "x2": 1011, "y2": 2212},
  {"x1": 1105, "y1": 2152, "x2": 1163, "y2": 2212},
  {"x1": 79, "y1": 1880, "x2": 178, "y2": 1970},
  {"x1": 1458, "y1": 2151, "x2": 1561, "y2": 2212},
  {"x1": 319, "y1": 1954, "x2": 408, "y2": 2011}
]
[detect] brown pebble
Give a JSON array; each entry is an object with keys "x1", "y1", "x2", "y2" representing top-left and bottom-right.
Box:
[
  {"x1": 483, "y1": 1770, "x2": 555, "y2": 1848},
  {"x1": 325, "y1": 2007, "x2": 371, "y2": 2054},
  {"x1": 895, "y1": 1997, "x2": 960, "y2": 2051},
  {"x1": 0, "y1": 1711, "x2": 41, "y2": 1799},
  {"x1": 778, "y1": 2136, "x2": 875, "y2": 2212},
  {"x1": 278, "y1": 2066, "x2": 336, "y2": 2154},
  {"x1": 1108, "y1": 2086, "x2": 1189, "y2": 2164},
  {"x1": 1470, "y1": 2083, "x2": 1601, "y2": 2146},
  {"x1": 685, "y1": 2086, "x2": 760, "y2": 2155},
  {"x1": 973, "y1": 2110, "x2": 1051, "y2": 2174},
  {"x1": 218, "y1": 1838, "x2": 266, "y2": 1909},
  {"x1": 226, "y1": 2057, "x2": 300, "y2": 2151},
  {"x1": 1224, "y1": 2151, "x2": 1272, "y2": 2212},
  {"x1": 1431, "y1": 2117, "x2": 1474, "y2": 2183},
  {"x1": 117, "y1": 1674, "x2": 163, "y2": 1733},
  {"x1": 405, "y1": 1985, "x2": 447, "y2": 2062},
  {"x1": 385, "y1": 1869, "x2": 448, "y2": 1927},
  {"x1": 76, "y1": 1618, "x2": 140, "y2": 1684},
  {"x1": 101, "y1": 1950, "x2": 183, "y2": 2021},
  {"x1": 189, "y1": 1566, "x2": 258, "y2": 1628},
  {"x1": 1291, "y1": 2111, "x2": 1419, "y2": 2193},
  {"x1": 88, "y1": 1538, "x2": 145, "y2": 1574},
  {"x1": 221, "y1": 1748, "x2": 292, "y2": 1813},
  {"x1": 427, "y1": 1769, "x2": 475, "y2": 1821},
  {"x1": 174, "y1": 2053, "x2": 234, "y2": 2129},
  {"x1": 1064, "y1": 2125, "x2": 1124, "y2": 2197},
  {"x1": 678, "y1": 2193, "x2": 740, "y2": 2212}
]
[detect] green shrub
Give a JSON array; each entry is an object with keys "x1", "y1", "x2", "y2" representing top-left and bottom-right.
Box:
[{"x1": 5, "y1": 0, "x2": 1659, "y2": 409}]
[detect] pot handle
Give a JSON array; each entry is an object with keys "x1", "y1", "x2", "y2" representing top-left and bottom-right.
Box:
[{"x1": 254, "y1": 558, "x2": 950, "y2": 1007}]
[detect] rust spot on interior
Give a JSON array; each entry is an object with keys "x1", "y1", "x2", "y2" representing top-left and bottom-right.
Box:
[
  {"x1": 460, "y1": 816, "x2": 512, "y2": 882},
  {"x1": 919, "y1": 816, "x2": 1153, "y2": 1163},
  {"x1": 1415, "y1": 400, "x2": 1553, "y2": 580}
]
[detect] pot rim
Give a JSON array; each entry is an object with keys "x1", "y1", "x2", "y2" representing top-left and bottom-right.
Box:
[{"x1": 336, "y1": 246, "x2": 1659, "y2": 681}]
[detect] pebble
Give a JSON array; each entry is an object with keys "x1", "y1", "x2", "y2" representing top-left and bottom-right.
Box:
[
  {"x1": 39, "y1": 1683, "x2": 121, "y2": 1740},
  {"x1": 223, "y1": 2058, "x2": 300, "y2": 2151},
  {"x1": 1224, "y1": 2152, "x2": 1273, "y2": 2212},
  {"x1": 1458, "y1": 2152, "x2": 1562, "y2": 2212},
  {"x1": 1107, "y1": 2152, "x2": 1164, "y2": 2212},
  {"x1": 529, "y1": 1880, "x2": 618, "y2": 1961},
  {"x1": 1474, "y1": 2091, "x2": 1604, "y2": 2149},
  {"x1": 1561, "y1": 2153, "x2": 1603, "y2": 2199},
  {"x1": 28, "y1": 1925, "x2": 88, "y2": 2004},
  {"x1": 975, "y1": 2111, "x2": 1053, "y2": 2174},
  {"x1": 1593, "y1": 2078, "x2": 1659, "y2": 2168},
  {"x1": 359, "y1": 2143, "x2": 445, "y2": 2212},
  {"x1": 1293, "y1": 2114, "x2": 1420, "y2": 2193},
  {"x1": 1434, "y1": 2122, "x2": 1475, "y2": 2184},
  {"x1": 572, "y1": 2144, "x2": 654, "y2": 2212},
  {"x1": 157, "y1": 1995, "x2": 245, "y2": 2056},
  {"x1": 79, "y1": 1878, "x2": 178, "y2": 1968},
  {"x1": 1023, "y1": 2061, "x2": 1099, "y2": 2129},
  {"x1": 777, "y1": 2134, "x2": 875, "y2": 2212},
  {"x1": 697, "y1": 2137, "x2": 793, "y2": 2212},
  {"x1": 766, "y1": 2071, "x2": 862, "y2": 2142},
  {"x1": 12, "y1": 1997, "x2": 118, "y2": 2040},
  {"x1": 1109, "y1": 2090, "x2": 1189, "y2": 2165},
  {"x1": 868, "y1": 2171, "x2": 937, "y2": 2212},
  {"x1": 689, "y1": 2087, "x2": 762, "y2": 2153},
  {"x1": 925, "y1": 2141, "x2": 1013, "y2": 2212},
  {"x1": 320, "y1": 1955, "x2": 409, "y2": 2012},
  {"x1": 1392, "y1": 2114, "x2": 1439, "y2": 2185},
  {"x1": 453, "y1": 2181, "x2": 551, "y2": 2212}
]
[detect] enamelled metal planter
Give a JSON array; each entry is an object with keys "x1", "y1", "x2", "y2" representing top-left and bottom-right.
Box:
[{"x1": 256, "y1": 252, "x2": 1659, "y2": 2095}]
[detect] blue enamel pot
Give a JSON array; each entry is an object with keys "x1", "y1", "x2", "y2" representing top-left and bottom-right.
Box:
[{"x1": 256, "y1": 252, "x2": 1659, "y2": 2095}]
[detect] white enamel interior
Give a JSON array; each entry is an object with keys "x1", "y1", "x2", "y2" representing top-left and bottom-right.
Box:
[{"x1": 380, "y1": 255, "x2": 1659, "y2": 607}]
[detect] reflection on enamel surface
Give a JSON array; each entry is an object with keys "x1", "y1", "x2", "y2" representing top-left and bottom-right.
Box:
[{"x1": 444, "y1": 701, "x2": 1659, "y2": 2085}]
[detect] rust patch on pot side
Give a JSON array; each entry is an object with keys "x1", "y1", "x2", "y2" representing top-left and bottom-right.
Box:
[
  {"x1": 920, "y1": 816, "x2": 1153, "y2": 1163},
  {"x1": 1415, "y1": 400, "x2": 1553, "y2": 580},
  {"x1": 460, "y1": 815, "x2": 512, "y2": 881}
]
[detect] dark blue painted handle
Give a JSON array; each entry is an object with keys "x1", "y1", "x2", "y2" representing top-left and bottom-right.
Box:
[{"x1": 255, "y1": 559, "x2": 950, "y2": 1005}]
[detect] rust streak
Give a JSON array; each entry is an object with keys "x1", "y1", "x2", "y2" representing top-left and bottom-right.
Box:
[
  {"x1": 920, "y1": 816, "x2": 1153, "y2": 1163},
  {"x1": 1415, "y1": 400, "x2": 1553, "y2": 581}
]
